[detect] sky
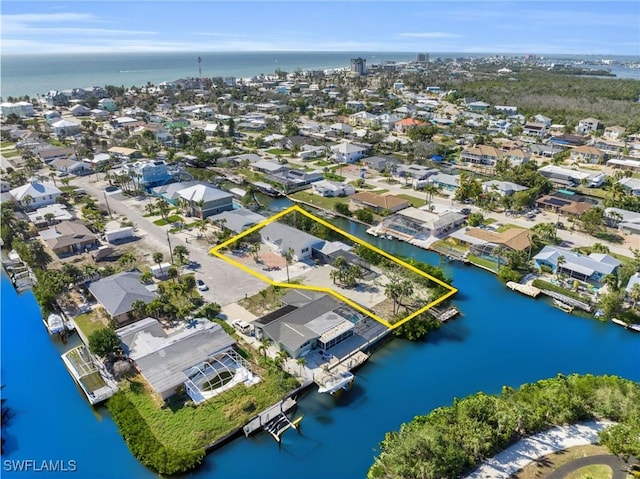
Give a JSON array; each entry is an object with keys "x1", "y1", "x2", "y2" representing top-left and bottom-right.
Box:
[{"x1": 1, "y1": 1, "x2": 639, "y2": 56}]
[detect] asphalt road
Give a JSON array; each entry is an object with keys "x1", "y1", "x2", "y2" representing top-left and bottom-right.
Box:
[
  {"x1": 72, "y1": 174, "x2": 267, "y2": 306},
  {"x1": 545, "y1": 454, "x2": 633, "y2": 479}
]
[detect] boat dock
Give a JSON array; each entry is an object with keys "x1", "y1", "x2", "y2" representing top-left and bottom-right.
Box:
[
  {"x1": 2, "y1": 251, "x2": 36, "y2": 293},
  {"x1": 427, "y1": 305, "x2": 460, "y2": 323},
  {"x1": 540, "y1": 289, "x2": 592, "y2": 312},
  {"x1": 506, "y1": 281, "x2": 541, "y2": 298},
  {"x1": 243, "y1": 397, "x2": 299, "y2": 441},
  {"x1": 61, "y1": 345, "x2": 118, "y2": 405}
]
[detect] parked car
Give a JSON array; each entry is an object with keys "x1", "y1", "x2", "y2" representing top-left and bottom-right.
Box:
[
  {"x1": 104, "y1": 185, "x2": 118, "y2": 193},
  {"x1": 232, "y1": 319, "x2": 252, "y2": 334},
  {"x1": 459, "y1": 208, "x2": 471, "y2": 216},
  {"x1": 196, "y1": 279, "x2": 208, "y2": 291}
]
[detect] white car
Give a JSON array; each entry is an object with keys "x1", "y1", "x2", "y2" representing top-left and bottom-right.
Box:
[
  {"x1": 232, "y1": 319, "x2": 252, "y2": 334},
  {"x1": 196, "y1": 279, "x2": 208, "y2": 291}
]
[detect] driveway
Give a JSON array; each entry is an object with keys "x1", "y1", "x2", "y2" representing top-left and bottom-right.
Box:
[{"x1": 546, "y1": 454, "x2": 633, "y2": 479}]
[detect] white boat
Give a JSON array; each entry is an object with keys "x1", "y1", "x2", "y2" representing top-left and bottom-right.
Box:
[
  {"x1": 611, "y1": 318, "x2": 628, "y2": 328},
  {"x1": 553, "y1": 299, "x2": 574, "y2": 313},
  {"x1": 46, "y1": 313, "x2": 65, "y2": 335},
  {"x1": 628, "y1": 324, "x2": 640, "y2": 333},
  {"x1": 317, "y1": 371, "x2": 355, "y2": 395}
]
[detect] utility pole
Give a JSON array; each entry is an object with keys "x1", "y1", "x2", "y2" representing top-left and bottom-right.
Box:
[
  {"x1": 103, "y1": 191, "x2": 113, "y2": 219},
  {"x1": 166, "y1": 231, "x2": 175, "y2": 264}
]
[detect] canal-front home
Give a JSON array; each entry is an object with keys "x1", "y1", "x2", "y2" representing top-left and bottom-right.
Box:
[{"x1": 533, "y1": 246, "x2": 620, "y2": 283}]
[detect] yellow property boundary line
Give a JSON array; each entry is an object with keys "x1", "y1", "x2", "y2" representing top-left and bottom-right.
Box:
[{"x1": 210, "y1": 205, "x2": 457, "y2": 329}]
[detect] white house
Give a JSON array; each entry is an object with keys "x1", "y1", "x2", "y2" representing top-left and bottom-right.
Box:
[
  {"x1": 51, "y1": 119, "x2": 81, "y2": 137},
  {"x1": 10, "y1": 181, "x2": 62, "y2": 209},
  {"x1": 98, "y1": 98, "x2": 118, "y2": 112},
  {"x1": 330, "y1": 141, "x2": 368, "y2": 164},
  {"x1": 260, "y1": 223, "x2": 324, "y2": 261},
  {"x1": 312, "y1": 180, "x2": 355, "y2": 197},
  {"x1": 576, "y1": 118, "x2": 601, "y2": 134},
  {"x1": 0, "y1": 101, "x2": 35, "y2": 117}
]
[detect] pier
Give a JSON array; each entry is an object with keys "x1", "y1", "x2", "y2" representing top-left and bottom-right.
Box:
[
  {"x1": 539, "y1": 289, "x2": 592, "y2": 312},
  {"x1": 427, "y1": 305, "x2": 460, "y2": 323},
  {"x1": 243, "y1": 396, "x2": 299, "y2": 441},
  {"x1": 2, "y1": 251, "x2": 36, "y2": 293}
]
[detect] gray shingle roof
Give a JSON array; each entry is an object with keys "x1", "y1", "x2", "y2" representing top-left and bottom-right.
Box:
[
  {"x1": 260, "y1": 222, "x2": 324, "y2": 254},
  {"x1": 88, "y1": 271, "x2": 156, "y2": 318}
]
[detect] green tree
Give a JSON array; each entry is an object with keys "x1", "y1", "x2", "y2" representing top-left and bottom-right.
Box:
[
  {"x1": 467, "y1": 212, "x2": 484, "y2": 227},
  {"x1": 334, "y1": 202, "x2": 352, "y2": 217},
  {"x1": 88, "y1": 328, "x2": 121, "y2": 357},
  {"x1": 153, "y1": 251, "x2": 164, "y2": 276},
  {"x1": 166, "y1": 266, "x2": 179, "y2": 283},
  {"x1": 354, "y1": 209, "x2": 374, "y2": 224},
  {"x1": 173, "y1": 245, "x2": 189, "y2": 264}
]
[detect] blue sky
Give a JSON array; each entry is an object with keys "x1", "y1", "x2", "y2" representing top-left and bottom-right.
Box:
[{"x1": 2, "y1": 1, "x2": 639, "y2": 55}]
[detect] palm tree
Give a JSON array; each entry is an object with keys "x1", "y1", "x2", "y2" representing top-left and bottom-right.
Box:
[
  {"x1": 22, "y1": 194, "x2": 34, "y2": 211},
  {"x1": 131, "y1": 299, "x2": 149, "y2": 320},
  {"x1": 330, "y1": 269, "x2": 340, "y2": 285},
  {"x1": 249, "y1": 242, "x2": 261, "y2": 262},
  {"x1": 603, "y1": 273, "x2": 619, "y2": 293},
  {"x1": 259, "y1": 289, "x2": 268, "y2": 308},
  {"x1": 259, "y1": 337, "x2": 271, "y2": 358},
  {"x1": 173, "y1": 245, "x2": 189, "y2": 264},
  {"x1": 296, "y1": 357, "x2": 307, "y2": 376},
  {"x1": 424, "y1": 183, "x2": 439, "y2": 208},
  {"x1": 629, "y1": 283, "x2": 640, "y2": 309},
  {"x1": 153, "y1": 251, "x2": 164, "y2": 277},
  {"x1": 284, "y1": 248, "x2": 294, "y2": 283},
  {"x1": 556, "y1": 255, "x2": 566, "y2": 279},
  {"x1": 591, "y1": 243, "x2": 610, "y2": 254},
  {"x1": 155, "y1": 197, "x2": 170, "y2": 221},
  {"x1": 167, "y1": 266, "x2": 179, "y2": 283}
]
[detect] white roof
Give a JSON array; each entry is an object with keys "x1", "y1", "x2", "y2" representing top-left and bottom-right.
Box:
[
  {"x1": 331, "y1": 142, "x2": 367, "y2": 154},
  {"x1": 51, "y1": 119, "x2": 80, "y2": 128},
  {"x1": 10, "y1": 181, "x2": 61, "y2": 200},
  {"x1": 177, "y1": 184, "x2": 231, "y2": 203}
]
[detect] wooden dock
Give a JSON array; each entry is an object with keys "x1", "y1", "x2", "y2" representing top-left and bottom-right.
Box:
[
  {"x1": 243, "y1": 397, "x2": 298, "y2": 438},
  {"x1": 540, "y1": 290, "x2": 592, "y2": 312},
  {"x1": 506, "y1": 281, "x2": 541, "y2": 298},
  {"x1": 427, "y1": 305, "x2": 460, "y2": 323}
]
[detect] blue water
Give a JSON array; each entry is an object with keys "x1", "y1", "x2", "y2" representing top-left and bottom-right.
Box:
[
  {"x1": 2, "y1": 215, "x2": 639, "y2": 479},
  {"x1": 2, "y1": 51, "x2": 638, "y2": 100}
]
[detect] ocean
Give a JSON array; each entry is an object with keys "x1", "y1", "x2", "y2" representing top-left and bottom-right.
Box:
[
  {"x1": 2, "y1": 212, "x2": 639, "y2": 479},
  {"x1": 1, "y1": 51, "x2": 638, "y2": 100}
]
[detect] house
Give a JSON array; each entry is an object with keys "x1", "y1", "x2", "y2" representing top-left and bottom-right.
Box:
[
  {"x1": 10, "y1": 181, "x2": 62, "y2": 209},
  {"x1": 450, "y1": 226, "x2": 533, "y2": 253},
  {"x1": 298, "y1": 145, "x2": 327, "y2": 161},
  {"x1": 460, "y1": 145, "x2": 501, "y2": 166},
  {"x1": 260, "y1": 222, "x2": 324, "y2": 261},
  {"x1": 500, "y1": 149, "x2": 531, "y2": 166},
  {"x1": 69, "y1": 104, "x2": 92, "y2": 117},
  {"x1": 98, "y1": 98, "x2": 118, "y2": 112},
  {"x1": 385, "y1": 207, "x2": 465, "y2": 237},
  {"x1": 350, "y1": 191, "x2": 409, "y2": 213},
  {"x1": 88, "y1": 271, "x2": 157, "y2": 326},
  {"x1": 330, "y1": 141, "x2": 368, "y2": 164},
  {"x1": 116, "y1": 317, "x2": 241, "y2": 403},
  {"x1": 548, "y1": 134, "x2": 586, "y2": 147},
  {"x1": 576, "y1": 118, "x2": 601, "y2": 134},
  {"x1": 536, "y1": 195, "x2": 593, "y2": 216},
  {"x1": 91, "y1": 109, "x2": 110, "y2": 121},
  {"x1": 349, "y1": 111, "x2": 378, "y2": 127},
  {"x1": 135, "y1": 123, "x2": 172, "y2": 143},
  {"x1": 605, "y1": 207, "x2": 640, "y2": 235},
  {"x1": 396, "y1": 164, "x2": 438, "y2": 181},
  {"x1": 466, "y1": 101, "x2": 490, "y2": 112},
  {"x1": 312, "y1": 180, "x2": 355, "y2": 197},
  {"x1": 537, "y1": 165, "x2": 592, "y2": 186},
  {"x1": 39, "y1": 220, "x2": 98, "y2": 256},
  {"x1": 482, "y1": 180, "x2": 528, "y2": 196},
  {"x1": 176, "y1": 184, "x2": 234, "y2": 218},
  {"x1": 533, "y1": 246, "x2": 620, "y2": 283},
  {"x1": 43, "y1": 111, "x2": 61, "y2": 124},
  {"x1": 394, "y1": 118, "x2": 427, "y2": 134},
  {"x1": 428, "y1": 173, "x2": 460, "y2": 191},
  {"x1": 268, "y1": 168, "x2": 323, "y2": 194},
  {"x1": 51, "y1": 119, "x2": 81, "y2": 137},
  {"x1": 625, "y1": 273, "x2": 640, "y2": 300},
  {"x1": 35, "y1": 147, "x2": 75, "y2": 163},
  {"x1": 607, "y1": 158, "x2": 640, "y2": 172},
  {"x1": 618, "y1": 177, "x2": 640, "y2": 196},
  {"x1": 49, "y1": 158, "x2": 93, "y2": 176},
  {"x1": 570, "y1": 145, "x2": 605, "y2": 164},
  {"x1": 604, "y1": 125, "x2": 625, "y2": 141},
  {"x1": 533, "y1": 114, "x2": 552, "y2": 127},
  {"x1": 27, "y1": 204, "x2": 75, "y2": 227},
  {"x1": 361, "y1": 156, "x2": 400, "y2": 172},
  {"x1": 122, "y1": 160, "x2": 171, "y2": 187},
  {"x1": 252, "y1": 159, "x2": 286, "y2": 175},
  {"x1": 1, "y1": 101, "x2": 35, "y2": 117},
  {"x1": 208, "y1": 209, "x2": 266, "y2": 234},
  {"x1": 522, "y1": 122, "x2": 547, "y2": 138},
  {"x1": 255, "y1": 294, "x2": 355, "y2": 358},
  {"x1": 495, "y1": 106, "x2": 518, "y2": 115},
  {"x1": 108, "y1": 146, "x2": 141, "y2": 160}
]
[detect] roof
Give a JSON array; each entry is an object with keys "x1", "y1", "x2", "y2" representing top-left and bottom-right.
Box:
[
  {"x1": 533, "y1": 246, "x2": 620, "y2": 277},
  {"x1": 261, "y1": 295, "x2": 347, "y2": 353},
  {"x1": 117, "y1": 317, "x2": 235, "y2": 396},
  {"x1": 466, "y1": 227, "x2": 533, "y2": 251},
  {"x1": 260, "y1": 222, "x2": 324, "y2": 252},
  {"x1": 351, "y1": 191, "x2": 409, "y2": 210},
  {"x1": 152, "y1": 181, "x2": 208, "y2": 201},
  {"x1": 462, "y1": 145, "x2": 501, "y2": 157},
  {"x1": 10, "y1": 181, "x2": 62, "y2": 200},
  {"x1": 88, "y1": 272, "x2": 156, "y2": 319},
  {"x1": 177, "y1": 184, "x2": 232, "y2": 203},
  {"x1": 331, "y1": 142, "x2": 367, "y2": 154},
  {"x1": 208, "y1": 209, "x2": 266, "y2": 233},
  {"x1": 395, "y1": 118, "x2": 427, "y2": 127},
  {"x1": 482, "y1": 180, "x2": 528, "y2": 194},
  {"x1": 571, "y1": 145, "x2": 604, "y2": 156},
  {"x1": 40, "y1": 220, "x2": 97, "y2": 250}
]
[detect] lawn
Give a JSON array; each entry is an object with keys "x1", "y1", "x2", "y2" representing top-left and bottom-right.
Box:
[
  {"x1": 74, "y1": 312, "x2": 108, "y2": 338},
  {"x1": 495, "y1": 223, "x2": 524, "y2": 233},
  {"x1": 119, "y1": 364, "x2": 299, "y2": 451},
  {"x1": 153, "y1": 214, "x2": 184, "y2": 226},
  {"x1": 467, "y1": 254, "x2": 499, "y2": 273},
  {"x1": 239, "y1": 285, "x2": 288, "y2": 316},
  {"x1": 290, "y1": 190, "x2": 349, "y2": 211},
  {"x1": 513, "y1": 445, "x2": 610, "y2": 479},
  {"x1": 565, "y1": 465, "x2": 612, "y2": 479},
  {"x1": 396, "y1": 194, "x2": 426, "y2": 208},
  {"x1": 0, "y1": 141, "x2": 15, "y2": 148},
  {"x1": 265, "y1": 148, "x2": 289, "y2": 155}
]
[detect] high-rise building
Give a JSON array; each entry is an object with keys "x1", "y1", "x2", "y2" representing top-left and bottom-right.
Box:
[
  {"x1": 416, "y1": 53, "x2": 429, "y2": 63},
  {"x1": 350, "y1": 58, "x2": 367, "y2": 76}
]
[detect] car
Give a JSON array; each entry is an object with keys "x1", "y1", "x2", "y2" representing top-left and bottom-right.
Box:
[
  {"x1": 196, "y1": 279, "x2": 208, "y2": 291},
  {"x1": 232, "y1": 319, "x2": 252, "y2": 334},
  {"x1": 459, "y1": 208, "x2": 471, "y2": 216},
  {"x1": 104, "y1": 185, "x2": 118, "y2": 193}
]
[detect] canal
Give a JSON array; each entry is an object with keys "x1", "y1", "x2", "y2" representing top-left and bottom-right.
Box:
[{"x1": 2, "y1": 200, "x2": 639, "y2": 478}]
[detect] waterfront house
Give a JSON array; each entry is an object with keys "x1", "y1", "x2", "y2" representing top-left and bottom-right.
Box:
[
  {"x1": 535, "y1": 195, "x2": 593, "y2": 217},
  {"x1": 39, "y1": 220, "x2": 98, "y2": 256},
  {"x1": 10, "y1": 181, "x2": 62, "y2": 209},
  {"x1": 312, "y1": 180, "x2": 355, "y2": 197},
  {"x1": 152, "y1": 180, "x2": 209, "y2": 203},
  {"x1": 384, "y1": 207, "x2": 466, "y2": 237},
  {"x1": 350, "y1": 191, "x2": 409, "y2": 214},
  {"x1": 361, "y1": 156, "x2": 400, "y2": 173},
  {"x1": 254, "y1": 294, "x2": 356, "y2": 358},
  {"x1": 252, "y1": 159, "x2": 287, "y2": 175},
  {"x1": 116, "y1": 317, "x2": 243, "y2": 403},
  {"x1": 330, "y1": 141, "x2": 368, "y2": 164},
  {"x1": 570, "y1": 145, "x2": 605, "y2": 164},
  {"x1": 533, "y1": 246, "x2": 620, "y2": 283},
  {"x1": 176, "y1": 184, "x2": 234, "y2": 218},
  {"x1": 625, "y1": 273, "x2": 640, "y2": 301},
  {"x1": 481, "y1": 180, "x2": 528, "y2": 197},
  {"x1": 260, "y1": 222, "x2": 324, "y2": 261},
  {"x1": 450, "y1": 227, "x2": 533, "y2": 253},
  {"x1": 88, "y1": 271, "x2": 157, "y2": 327},
  {"x1": 537, "y1": 165, "x2": 592, "y2": 186},
  {"x1": 267, "y1": 168, "x2": 323, "y2": 194},
  {"x1": 209, "y1": 209, "x2": 266, "y2": 234}
]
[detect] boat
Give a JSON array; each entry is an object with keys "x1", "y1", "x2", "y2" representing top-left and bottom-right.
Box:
[
  {"x1": 628, "y1": 324, "x2": 640, "y2": 333},
  {"x1": 45, "y1": 313, "x2": 65, "y2": 335},
  {"x1": 317, "y1": 371, "x2": 355, "y2": 395},
  {"x1": 611, "y1": 318, "x2": 628, "y2": 328},
  {"x1": 552, "y1": 299, "x2": 574, "y2": 313}
]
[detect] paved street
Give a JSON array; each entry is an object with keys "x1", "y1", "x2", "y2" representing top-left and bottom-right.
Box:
[{"x1": 71, "y1": 175, "x2": 267, "y2": 306}]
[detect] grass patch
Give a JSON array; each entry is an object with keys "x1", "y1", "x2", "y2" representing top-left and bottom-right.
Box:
[
  {"x1": 495, "y1": 223, "x2": 523, "y2": 233},
  {"x1": 160, "y1": 276, "x2": 202, "y2": 312},
  {"x1": 467, "y1": 254, "x2": 499, "y2": 272},
  {"x1": 532, "y1": 279, "x2": 591, "y2": 302},
  {"x1": 396, "y1": 194, "x2": 426, "y2": 208},
  {"x1": 371, "y1": 188, "x2": 390, "y2": 195},
  {"x1": 314, "y1": 160, "x2": 331, "y2": 166},
  {"x1": 513, "y1": 445, "x2": 609, "y2": 479},
  {"x1": 153, "y1": 214, "x2": 184, "y2": 226},
  {"x1": 575, "y1": 185, "x2": 608, "y2": 199},
  {"x1": 0, "y1": 141, "x2": 15, "y2": 148},
  {"x1": 239, "y1": 285, "x2": 288, "y2": 316},
  {"x1": 565, "y1": 464, "x2": 612, "y2": 479},
  {"x1": 265, "y1": 148, "x2": 289, "y2": 155},
  {"x1": 289, "y1": 190, "x2": 349, "y2": 211},
  {"x1": 74, "y1": 312, "x2": 108, "y2": 338}
]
